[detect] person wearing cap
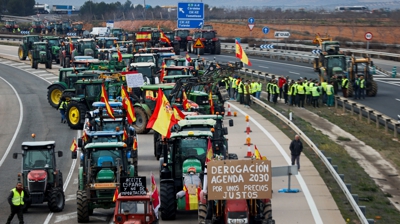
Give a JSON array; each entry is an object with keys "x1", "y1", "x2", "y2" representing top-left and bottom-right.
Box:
[{"x1": 176, "y1": 167, "x2": 202, "y2": 199}]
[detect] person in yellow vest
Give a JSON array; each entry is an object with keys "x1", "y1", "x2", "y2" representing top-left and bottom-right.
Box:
[
  {"x1": 321, "y1": 80, "x2": 328, "y2": 104},
  {"x1": 326, "y1": 81, "x2": 335, "y2": 107},
  {"x1": 251, "y1": 80, "x2": 258, "y2": 97},
  {"x1": 342, "y1": 76, "x2": 349, "y2": 98},
  {"x1": 237, "y1": 79, "x2": 244, "y2": 104},
  {"x1": 230, "y1": 76, "x2": 237, "y2": 100},
  {"x1": 272, "y1": 80, "x2": 280, "y2": 105},
  {"x1": 257, "y1": 81, "x2": 262, "y2": 99},
  {"x1": 357, "y1": 75, "x2": 366, "y2": 100},
  {"x1": 312, "y1": 82, "x2": 321, "y2": 108},
  {"x1": 306, "y1": 80, "x2": 314, "y2": 105},
  {"x1": 296, "y1": 80, "x2": 305, "y2": 108},
  {"x1": 289, "y1": 80, "x2": 297, "y2": 106},
  {"x1": 244, "y1": 80, "x2": 251, "y2": 108},
  {"x1": 266, "y1": 80, "x2": 272, "y2": 102},
  {"x1": 6, "y1": 182, "x2": 26, "y2": 224},
  {"x1": 57, "y1": 96, "x2": 69, "y2": 123}
]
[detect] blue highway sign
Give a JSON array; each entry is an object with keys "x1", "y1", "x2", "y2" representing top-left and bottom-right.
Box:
[
  {"x1": 248, "y1": 17, "x2": 255, "y2": 24},
  {"x1": 262, "y1": 26, "x2": 270, "y2": 34},
  {"x1": 177, "y1": 20, "x2": 204, "y2": 29},
  {"x1": 177, "y1": 2, "x2": 204, "y2": 19}
]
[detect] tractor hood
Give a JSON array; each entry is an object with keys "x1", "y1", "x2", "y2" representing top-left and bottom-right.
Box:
[{"x1": 28, "y1": 170, "x2": 47, "y2": 181}]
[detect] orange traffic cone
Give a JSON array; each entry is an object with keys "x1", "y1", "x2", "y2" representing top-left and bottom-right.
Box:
[
  {"x1": 226, "y1": 104, "x2": 232, "y2": 116},
  {"x1": 245, "y1": 143, "x2": 252, "y2": 158},
  {"x1": 244, "y1": 115, "x2": 252, "y2": 133}
]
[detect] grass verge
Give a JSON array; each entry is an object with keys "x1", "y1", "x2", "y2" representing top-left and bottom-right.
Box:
[{"x1": 249, "y1": 100, "x2": 400, "y2": 223}]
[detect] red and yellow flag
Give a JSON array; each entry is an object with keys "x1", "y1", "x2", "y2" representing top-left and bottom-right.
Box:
[
  {"x1": 205, "y1": 138, "x2": 213, "y2": 165},
  {"x1": 136, "y1": 32, "x2": 151, "y2": 42},
  {"x1": 160, "y1": 31, "x2": 171, "y2": 46},
  {"x1": 68, "y1": 37, "x2": 74, "y2": 53},
  {"x1": 160, "y1": 61, "x2": 166, "y2": 83},
  {"x1": 133, "y1": 137, "x2": 138, "y2": 150},
  {"x1": 184, "y1": 185, "x2": 201, "y2": 210},
  {"x1": 173, "y1": 105, "x2": 186, "y2": 121},
  {"x1": 146, "y1": 88, "x2": 177, "y2": 138},
  {"x1": 121, "y1": 85, "x2": 136, "y2": 124},
  {"x1": 235, "y1": 40, "x2": 252, "y2": 66},
  {"x1": 70, "y1": 138, "x2": 77, "y2": 152},
  {"x1": 182, "y1": 91, "x2": 190, "y2": 111},
  {"x1": 117, "y1": 48, "x2": 122, "y2": 62},
  {"x1": 123, "y1": 129, "x2": 128, "y2": 141},
  {"x1": 82, "y1": 131, "x2": 88, "y2": 142},
  {"x1": 112, "y1": 186, "x2": 119, "y2": 202},
  {"x1": 100, "y1": 83, "x2": 115, "y2": 119},
  {"x1": 254, "y1": 145, "x2": 262, "y2": 160},
  {"x1": 151, "y1": 173, "x2": 160, "y2": 218},
  {"x1": 186, "y1": 52, "x2": 192, "y2": 63},
  {"x1": 209, "y1": 92, "x2": 215, "y2": 115}
]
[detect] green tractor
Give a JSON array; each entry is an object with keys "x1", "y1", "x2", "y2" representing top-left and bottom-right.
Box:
[
  {"x1": 73, "y1": 38, "x2": 98, "y2": 58},
  {"x1": 65, "y1": 77, "x2": 125, "y2": 129},
  {"x1": 46, "y1": 68, "x2": 97, "y2": 108},
  {"x1": 42, "y1": 36, "x2": 61, "y2": 64},
  {"x1": 13, "y1": 140, "x2": 65, "y2": 212},
  {"x1": 30, "y1": 42, "x2": 53, "y2": 69},
  {"x1": 18, "y1": 35, "x2": 40, "y2": 60},
  {"x1": 110, "y1": 28, "x2": 125, "y2": 40},
  {"x1": 72, "y1": 142, "x2": 135, "y2": 223}
]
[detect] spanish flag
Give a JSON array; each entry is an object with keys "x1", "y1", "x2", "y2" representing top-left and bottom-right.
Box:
[
  {"x1": 123, "y1": 129, "x2": 128, "y2": 141},
  {"x1": 205, "y1": 137, "x2": 213, "y2": 165},
  {"x1": 146, "y1": 88, "x2": 177, "y2": 138},
  {"x1": 209, "y1": 92, "x2": 215, "y2": 115},
  {"x1": 173, "y1": 105, "x2": 186, "y2": 121},
  {"x1": 184, "y1": 185, "x2": 201, "y2": 210},
  {"x1": 151, "y1": 172, "x2": 160, "y2": 218},
  {"x1": 117, "y1": 44, "x2": 122, "y2": 62},
  {"x1": 160, "y1": 31, "x2": 171, "y2": 46},
  {"x1": 254, "y1": 145, "x2": 262, "y2": 160},
  {"x1": 100, "y1": 83, "x2": 115, "y2": 119},
  {"x1": 136, "y1": 31, "x2": 151, "y2": 42},
  {"x1": 160, "y1": 61, "x2": 166, "y2": 83},
  {"x1": 186, "y1": 52, "x2": 192, "y2": 63},
  {"x1": 68, "y1": 37, "x2": 74, "y2": 53},
  {"x1": 82, "y1": 131, "x2": 88, "y2": 142},
  {"x1": 133, "y1": 137, "x2": 138, "y2": 150},
  {"x1": 235, "y1": 40, "x2": 252, "y2": 66},
  {"x1": 70, "y1": 138, "x2": 77, "y2": 152},
  {"x1": 121, "y1": 85, "x2": 136, "y2": 124},
  {"x1": 182, "y1": 91, "x2": 190, "y2": 111},
  {"x1": 112, "y1": 186, "x2": 119, "y2": 202}
]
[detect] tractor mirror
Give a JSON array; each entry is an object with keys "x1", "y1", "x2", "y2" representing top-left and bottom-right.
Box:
[
  {"x1": 58, "y1": 151, "x2": 63, "y2": 157},
  {"x1": 78, "y1": 138, "x2": 82, "y2": 147},
  {"x1": 71, "y1": 151, "x2": 77, "y2": 159},
  {"x1": 13, "y1": 153, "x2": 18, "y2": 159},
  {"x1": 229, "y1": 119, "x2": 234, "y2": 127},
  {"x1": 223, "y1": 127, "x2": 228, "y2": 135}
]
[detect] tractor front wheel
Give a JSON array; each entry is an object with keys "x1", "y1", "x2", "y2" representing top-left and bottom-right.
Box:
[
  {"x1": 66, "y1": 101, "x2": 87, "y2": 129},
  {"x1": 18, "y1": 46, "x2": 26, "y2": 60},
  {"x1": 198, "y1": 203, "x2": 208, "y2": 223},
  {"x1": 48, "y1": 187, "x2": 65, "y2": 212},
  {"x1": 77, "y1": 190, "x2": 89, "y2": 223},
  {"x1": 47, "y1": 85, "x2": 65, "y2": 108},
  {"x1": 133, "y1": 106, "x2": 150, "y2": 134},
  {"x1": 215, "y1": 41, "x2": 221, "y2": 54},
  {"x1": 160, "y1": 182, "x2": 176, "y2": 220}
]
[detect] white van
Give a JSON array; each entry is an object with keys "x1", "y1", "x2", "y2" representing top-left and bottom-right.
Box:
[{"x1": 90, "y1": 27, "x2": 109, "y2": 37}]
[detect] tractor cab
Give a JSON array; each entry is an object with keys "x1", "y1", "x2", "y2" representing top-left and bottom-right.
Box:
[
  {"x1": 97, "y1": 37, "x2": 119, "y2": 49},
  {"x1": 130, "y1": 62, "x2": 157, "y2": 84},
  {"x1": 113, "y1": 194, "x2": 157, "y2": 224},
  {"x1": 75, "y1": 38, "x2": 97, "y2": 58},
  {"x1": 165, "y1": 66, "x2": 193, "y2": 76}
]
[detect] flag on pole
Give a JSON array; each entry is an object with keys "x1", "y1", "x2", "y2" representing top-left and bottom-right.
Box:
[
  {"x1": 112, "y1": 186, "x2": 119, "y2": 202},
  {"x1": 133, "y1": 137, "x2": 138, "y2": 150},
  {"x1": 173, "y1": 105, "x2": 186, "y2": 121},
  {"x1": 117, "y1": 48, "x2": 122, "y2": 62},
  {"x1": 182, "y1": 91, "x2": 190, "y2": 111},
  {"x1": 235, "y1": 40, "x2": 252, "y2": 66},
  {"x1": 121, "y1": 85, "x2": 136, "y2": 124},
  {"x1": 146, "y1": 88, "x2": 177, "y2": 138},
  {"x1": 68, "y1": 37, "x2": 74, "y2": 53},
  {"x1": 209, "y1": 92, "x2": 215, "y2": 115},
  {"x1": 151, "y1": 172, "x2": 160, "y2": 218},
  {"x1": 82, "y1": 131, "x2": 88, "y2": 142},
  {"x1": 254, "y1": 145, "x2": 262, "y2": 160},
  {"x1": 70, "y1": 138, "x2": 77, "y2": 152},
  {"x1": 186, "y1": 52, "x2": 192, "y2": 63},
  {"x1": 100, "y1": 83, "x2": 115, "y2": 119},
  {"x1": 160, "y1": 31, "x2": 171, "y2": 46},
  {"x1": 160, "y1": 61, "x2": 166, "y2": 83}
]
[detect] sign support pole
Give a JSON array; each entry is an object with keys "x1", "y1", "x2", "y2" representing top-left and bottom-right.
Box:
[{"x1": 367, "y1": 41, "x2": 369, "y2": 50}]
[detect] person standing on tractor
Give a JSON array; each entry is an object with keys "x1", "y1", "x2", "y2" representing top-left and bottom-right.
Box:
[
  {"x1": 342, "y1": 76, "x2": 349, "y2": 98},
  {"x1": 6, "y1": 182, "x2": 26, "y2": 224},
  {"x1": 326, "y1": 81, "x2": 335, "y2": 107},
  {"x1": 57, "y1": 96, "x2": 69, "y2": 123}
]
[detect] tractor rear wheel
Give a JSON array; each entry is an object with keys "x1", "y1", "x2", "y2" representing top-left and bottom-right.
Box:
[
  {"x1": 66, "y1": 101, "x2": 87, "y2": 129},
  {"x1": 18, "y1": 46, "x2": 26, "y2": 60},
  {"x1": 198, "y1": 203, "x2": 208, "y2": 223},
  {"x1": 160, "y1": 182, "x2": 176, "y2": 220},
  {"x1": 48, "y1": 187, "x2": 65, "y2": 212},
  {"x1": 367, "y1": 80, "x2": 378, "y2": 97},
  {"x1": 174, "y1": 43, "x2": 180, "y2": 55},
  {"x1": 133, "y1": 106, "x2": 150, "y2": 134},
  {"x1": 77, "y1": 190, "x2": 89, "y2": 223},
  {"x1": 47, "y1": 85, "x2": 65, "y2": 108},
  {"x1": 215, "y1": 41, "x2": 221, "y2": 54},
  {"x1": 347, "y1": 82, "x2": 354, "y2": 97},
  {"x1": 262, "y1": 200, "x2": 272, "y2": 220}
]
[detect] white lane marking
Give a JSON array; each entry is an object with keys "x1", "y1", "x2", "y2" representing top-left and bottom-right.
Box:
[
  {"x1": 259, "y1": 66, "x2": 269, "y2": 69},
  {"x1": 38, "y1": 74, "x2": 55, "y2": 77},
  {"x1": 396, "y1": 99, "x2": 400, "y2": 102},
  {"x1": 0, "y1": 77, "x2": 23, "y2": 167},
  {"x1": 46, "y1": 77, "x2": 58, "y2": 80},
  {"x1": 31, "y1": 71, "x2": 48, "y2": 74},
  {"x1": 289, "y1": 71, "x2": 300, "y2": 75},
  {"x1": 228, "y1": 103, "x2": 323, "y2": 224},
  {"x1": 54, "y1": 212, "x2": 76, "y2": 223},
  {"x1": 18, "y1": 65, "x2": 31, "y2": 68}
]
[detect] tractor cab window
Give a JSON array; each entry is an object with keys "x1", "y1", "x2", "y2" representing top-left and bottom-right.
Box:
[
  {"x1": 75, "y1": 83, "x2": 85, "y2": 97},
  {"x1": 119, "y1": 201, "x2": 147, "y2": 214},
  {"x1": 177, "y1": 30, "x2": 190, "y2": 37},
  {"x1": 91, "y1": 136, "x2": 120, "y2": 143},
  {"x1": 105, "y1": 40, "x2": 116, "y2": 48},
  {"x1": 179, "y1": 138, "x2": 206, "y2": 161},
  {"x1": 135, "y1": 66, "x2": 154, "y2": 80},
  {"x1": 23, "y1": 149, "x2": 53, "y2": 170},
  {"x1": 101, "y1": 120, "x2": 124, "y2": 132},
  {"x1": 328, "y1": 58, "x2": 343, "y2": 68},
  {"x1": 48, "y1": 39, "x2": 59, "y2": 47},
  {"x1": 85, "y1": 84, "x2": 101, "y2": 98},
  {"x1": 81, "y1": 41, "x2": 94, "y2": 49},
  {"x1": 193, "y1": 32, "x2": 202, "y2": 39},
  {"x1": 91, "y1": 149, "x2": 122, "y2": 167},
  {"x1": 165, "y1": 60, "x2": 175, "y2": 67},
  {"x1": 203, "y1": 32, "x2": 215, "y2": 39},
  {"x1": 107, "y1": 85, "x2": 120, "y2": 100},
  {"x1": 166, "y1": 69, "x2": 184, "y2": 76},
  {"x1": 134, "y1": 56, "x2": 154, "y2": 63},
  {"x1": 36, "y1": 44, "x2": 47, "y2": 51}
]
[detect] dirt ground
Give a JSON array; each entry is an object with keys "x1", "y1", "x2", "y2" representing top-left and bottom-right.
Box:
[{"x1": 110, "y1": 20, "x2": 400, "y2": 44}]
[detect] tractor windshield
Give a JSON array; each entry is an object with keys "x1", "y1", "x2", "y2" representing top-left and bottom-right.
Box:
[
  {"x1": 166, "y1": 69, "x2": 185, "y2": 76},
  {"x1": 36, "y1": 44, "x2": 47, "y2": 51},
  {"x1": 82, "y1": 41, "x2": 94, "y2": 49},
  {"x1": 105, "y1": 40, "x2": 116, "y2": 48},
  {"x1": 176, "y1": 30, "x2": 189, "y2": 37},
  {"x1": 91, "y1": 149, "x2": 122, "y2": 167},
  {"x1": 48, "y1": 39, "x2": 59, "y2": 47},
  {"x1": 328, "y1": 57, "x2": 345, "y2": 69},
  {"x1": 134, "y1": 56, "x2": 154, "y2": 63},
  {"x1": 203, "y1": 32, "x2": 215, "y2": 39},
  {"x1": 85, "y1": 84, "x2": 102, "y2": 98},
  {"x1": 135, "y1": 66, "x2": 153, "y2": 79},
  {"x1": 101, "y1": 120, "x2": 125, "y2": 132},
  {"x1": 179, "y1": 138, "x2": 207, "y2": 161},
  {"x1": 91, "y1": 136, "x2": 120, "y2": 143},
  {"x1": 23, "y1": 149, "x2": 53, "y2": 170},
  {"x1": 119, "y1": 201, "x2": 147, "y2": 214}
]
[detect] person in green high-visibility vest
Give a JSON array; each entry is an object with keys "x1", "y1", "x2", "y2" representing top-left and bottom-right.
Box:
[
  {"x1": 6, "y1": 182, "x2": 26, "y2": 224},
  {"x1": 356, "y1": 75, "x2": 366, "y2": 100},
  {"x1": 342, "y1": 76, "x2": 349, "y2": 98},
  {"x1": 311, "y1": 82, "x2": 321, "y2": 108}
]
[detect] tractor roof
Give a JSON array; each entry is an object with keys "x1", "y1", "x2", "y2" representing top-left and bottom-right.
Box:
[
  {"x1": 185, "y1": 114, "x2": 224, "y2": 120},
  {"x1": 78, "y1": 38, "x2": 95, "y2": 42},
  {"x1": 170, "y1": 130, "x2": 213, "y2": 138},
  {"x1": 85, "y1": 130, "x2": 124, "y2": 137},
  {"x1": 130, "y1": 62, "x2": 156, "y2": 67},
  {"x1": 92, "y1": 101, "x2": 123, "y2": 108},
  {"x1": 178, "y1": 119, "x2": 216, "y2": 128},
  {"x1": 33, "y1": 42, "x2": 48, "y2": 45},
  {"x1": 84, "y1": 142, "x2": 126, "y2": 149},
  {"x1": 141, "y1": 84, "x2": 174, "y2": 90},
  {"x1": 21, "y1": 141, "x2": 56, "y2": 148},
  {"x1": 42, "y1": 36, "x2": 59, "y2": 39}
]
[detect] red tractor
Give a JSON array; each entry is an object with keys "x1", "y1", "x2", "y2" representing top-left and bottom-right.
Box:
[
  {"x1": 174, "y1": 29, "x2": 193, "y2": 53},
  {"x1": 32, "y1": 20, "x2": 45, "y2": 33},
  {"x1": 5, "y1": 20, "x2": 18, "y2": 32},
  {"x1": 191, "y1": 29, "x2": 221, "y2": 55},
  {"x1": 113, "y1": 194, "x2": 158, "y2": 224}
]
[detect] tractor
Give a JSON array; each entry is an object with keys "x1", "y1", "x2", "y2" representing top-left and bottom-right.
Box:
[
  {"x1": 45, "y1": 21, "x2": 56, "y2": 34},
  {"x1": 73, "y1": 38, "x2": 98, "y2": 58},
  {"x1": 5, "y1": 20, "x2": 18, "y2": 32},
  {"x1": 18, "y1": 35, "x2": 40, "y2": 60},
  {"x1": 191, "y1": 30, "x2": 221, "y2": 55},
  {"x1": 160, "y1": 31, "x2": 180, "y2": 55},
  {"x1": 13, "y1": 140, "x2": 65, "y2": 212},
  {"x1": 31, "y1": 20, "x2": 44, "y2": 33},
  {"x1": 30, "y1": 42, "x2": 53, "y2": 69},
  {"x1": 72, "y1": 21, "x2": 85, "y2": 36},
  {"x1": 62, "y1": 21, "x2": 72, "y2": 34},
  {"x1": 113, "y1": 193, "x2": 158, "y2": 224},
  {"x1": 65, "y1": 76, "x2": 126, "y2": 129},
  {"x1": 59, "y1": 40, "x2": 75, "y2": 68},
  {"x1": 174, "y1": 29, "x2": 193, "y2": 52},
  {"x1": 72, "y1": 141, "x2": 135, "y2": 223},
  {"x1": 346, "y1": 55, "x2": 378, "y2": 97},
  {"x1": 55, "y1": 21, "x2": 64, "y2": 34},
  {"x1": 110, "y1": 28, "x2": 125, "y2": 40},
  {"x1": 46, "y1": 68, "x2": 97, "y2": 108},
  {"x1": 42, "y1": 36, "x2": 61, "y2": 64}
]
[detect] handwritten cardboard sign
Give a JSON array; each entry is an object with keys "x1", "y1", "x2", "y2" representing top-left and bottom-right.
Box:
[{"x1": 120, "y1": 176, "x2": 147, "y2": 196}]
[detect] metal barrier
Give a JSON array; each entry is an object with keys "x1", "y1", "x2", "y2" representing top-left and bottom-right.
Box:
[{"x1": 250, "y1": 96, "x2": 370, "y2": 224}]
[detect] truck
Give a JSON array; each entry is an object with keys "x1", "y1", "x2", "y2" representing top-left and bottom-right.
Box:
[
  {"x1": 34, "y1": 3, "x2": 50, "y2": 14},
  {"x1": 52, "y1": 5, "x2": 76, "y2": 14}
]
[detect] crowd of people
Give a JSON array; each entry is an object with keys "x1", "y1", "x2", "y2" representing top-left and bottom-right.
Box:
[{"x1": 220, "y1": 74, "x2": 368, "y2": 108}]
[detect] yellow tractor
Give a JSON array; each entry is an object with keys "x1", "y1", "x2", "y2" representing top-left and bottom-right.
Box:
[{"x1": 347, "y1": 55, "x2": 377, "y2": 97}]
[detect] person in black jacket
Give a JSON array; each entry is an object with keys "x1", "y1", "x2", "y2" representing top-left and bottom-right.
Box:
[
  {"x1": 289, "y1": 135, "x2": 303, "y2": 171},
  {"x1": 6, "y1": 182, "x2": 26, "y2": 224}
]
